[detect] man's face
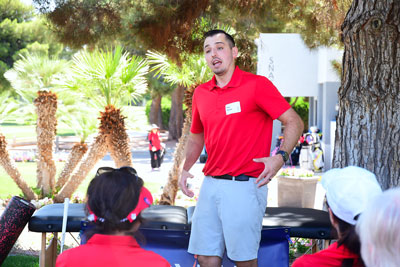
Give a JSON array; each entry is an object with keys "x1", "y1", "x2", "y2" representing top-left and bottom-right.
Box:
[{"x1": 203, "y1": 33, "x2": 238, "y2": 76}]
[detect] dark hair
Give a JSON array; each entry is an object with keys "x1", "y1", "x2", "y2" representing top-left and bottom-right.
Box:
[
  {"x1": 327, "y1": 202, "x2": 365, "y2": 267},
  {"x1": 204, "y1": 29, "x2": 235, "y2": 48},
  {"x1": 84, "y1": 167, "x2": 144, "y2": 240}
]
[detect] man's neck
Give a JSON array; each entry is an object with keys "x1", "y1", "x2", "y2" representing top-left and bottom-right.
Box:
[{"x1": 215, "y1": 66, "x2": 236, "y2": 88}]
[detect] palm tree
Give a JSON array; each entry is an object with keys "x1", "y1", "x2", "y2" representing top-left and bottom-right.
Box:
[
  {"x1": 147, "y1": 51, "x2": 212, "y2": 205},
  {"x1": 0, "y1": 91, "x2": 37, "y2": 200},
  {"x1": 54, "y1": 46, "x2": 148, "y2": 202},
  {"x1": 5, "y1": 54, "x2": 69, "y2": 197},
  {"x1": 55, "y1": 103, "x2": 98, "y2": 191}
]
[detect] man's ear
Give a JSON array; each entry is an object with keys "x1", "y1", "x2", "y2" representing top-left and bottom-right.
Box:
[{"x1": 232, "y1": 46, "x2": 238, "y2": 59}]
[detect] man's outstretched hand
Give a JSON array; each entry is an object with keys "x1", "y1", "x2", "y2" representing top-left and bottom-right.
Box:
[{"x1": 179, "y1": 169, "x2": 195, "y2": 197}]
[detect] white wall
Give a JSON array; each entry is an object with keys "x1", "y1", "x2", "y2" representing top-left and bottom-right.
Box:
[
  {"x1": 257, "y1": 34, "x2": 319, "y2": 97},
  {"x1": 257, "y1": 33, "x2": 342, "y2": 96}
]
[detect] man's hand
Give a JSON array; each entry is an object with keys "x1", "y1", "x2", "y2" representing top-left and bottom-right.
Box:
[
  {"x1": 179, "y1": 169, "x2": 195, "y2": 197},
  {"x1": 253, "y1": 155, "x2": 284, "y2": 187}
]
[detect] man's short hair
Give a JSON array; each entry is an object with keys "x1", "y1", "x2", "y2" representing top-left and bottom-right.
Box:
[{"x1": 204, "y1": 29, "x2": 235, "y2": 48}]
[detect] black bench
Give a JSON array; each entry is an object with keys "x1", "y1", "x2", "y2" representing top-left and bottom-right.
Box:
[{"x1": 29, "y1": 204, "x2": 333, "y2": 266}]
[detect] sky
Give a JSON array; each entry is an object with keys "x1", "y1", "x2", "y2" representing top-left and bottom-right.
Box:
[{"x1": 20, "y1": 0, "x2": 33, "y2": 6}]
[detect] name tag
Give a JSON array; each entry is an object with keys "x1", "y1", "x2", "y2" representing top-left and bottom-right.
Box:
[{"x1": 225, "y1": 101, "x2": 241, "y2": 115}]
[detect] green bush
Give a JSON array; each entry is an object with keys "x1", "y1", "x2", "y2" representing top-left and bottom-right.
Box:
[
  {"x1": 145, "y1": 97, "x2": 171, "y2": 129},
  {"x1": 290, "y1": 97, "x2": 309, "y2": 132}
]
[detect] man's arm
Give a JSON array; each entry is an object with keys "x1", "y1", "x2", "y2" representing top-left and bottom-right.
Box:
[
  {"x1": 254, "y1": 108, "x2": 304, "y2": 187},
  {"x1": 179, "y1": 132, "x2": 204, "y2": 197}
]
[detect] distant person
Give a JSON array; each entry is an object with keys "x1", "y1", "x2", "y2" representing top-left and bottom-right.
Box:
[
  {"x1": 356, "y1": 187, "x2": 400, "y2": 267},
  {"x1": 148, "y1": 124, "x2": 162, "y2": 171},
  {"x1": 56, "y1": 166, "x2": 170, "y2": 267},
  {"x1": 292, "y1": 166, "x2": 382, "y2": 267}
]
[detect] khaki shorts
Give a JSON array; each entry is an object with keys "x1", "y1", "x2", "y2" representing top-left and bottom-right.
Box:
[{"x1": 188, "y1": 176, "x2": 268, "y2": 261}]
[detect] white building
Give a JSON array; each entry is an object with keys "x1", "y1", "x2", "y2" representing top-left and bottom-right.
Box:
[{"x1": 257, "y1": 33, "x2": 342, "y2": 170}]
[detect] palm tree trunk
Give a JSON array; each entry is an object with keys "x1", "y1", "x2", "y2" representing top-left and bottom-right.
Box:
[
  {"x1": 149, "y1": 94, "x2": 164, "y2": 129},
  {"x1": 159, "y1": 85, "x2": 195, "y2": 205},
  {"x1": 55, "y1": 143, "x2": 88, "y2": 190},
  {"x1": 103, "y1": 105, "x2": 133, "y2": 167},
  {"x1": 54, "y1": 134, "x2": 108, "y2": 203},
  {"x1": 168, "y1": 85, "x2": 185, "y2": 140},
  {"x1": 34, "y1": 91, "x2": 58, "y2": 197},
  {"x1": 0, "y1": 135, "x2": 37, "y2": 200},
  {"x1": 158, "y1": 111, "x2": 191, "y2": 205}
]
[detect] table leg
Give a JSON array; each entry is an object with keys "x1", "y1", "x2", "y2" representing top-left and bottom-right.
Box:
[{"x1": 39, "y1": 233, "x2": 46, "y2": 267}]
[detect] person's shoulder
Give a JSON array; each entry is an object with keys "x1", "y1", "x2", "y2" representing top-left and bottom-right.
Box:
[{"x1": 239, "y1": 69, "x2": 272, "y2": 85}]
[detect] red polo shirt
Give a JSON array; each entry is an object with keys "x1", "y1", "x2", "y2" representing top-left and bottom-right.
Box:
[
  {"x1": 191, "y1": 66, "x2": 290, "y2": 177},
  {"x1": 56, "y1": 234, "x2": 170, "y2": 267},
  {"x1": 292, "y1": 242, "x2": 364, "y2": 267}
]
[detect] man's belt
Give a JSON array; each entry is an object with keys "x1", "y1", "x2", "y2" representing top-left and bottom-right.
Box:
[{"x1": 211, "y1": 174, "x2": 252, "y2": 181}]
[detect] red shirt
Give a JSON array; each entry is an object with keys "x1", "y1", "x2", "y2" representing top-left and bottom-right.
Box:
[
  {"x1": 56, "y1": 234, "x2": 170, "y2": 267},
  {"x1": 191, "y1": 66, "x2": 290, "y2": 177},
  {"x1": 292, "y1": 242, "x2": 364, "y2": 267},
  {"x1": 148, "y1": 130, "x2": 162, "y2": 151}
]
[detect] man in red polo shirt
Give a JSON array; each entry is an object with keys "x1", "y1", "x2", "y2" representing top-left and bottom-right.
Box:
[{"x1": 179, "y1": 30, "x2": 303, "y2": 267}]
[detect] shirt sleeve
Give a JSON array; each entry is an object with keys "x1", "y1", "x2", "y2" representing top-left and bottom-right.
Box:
[
  {"x1": 255, "y1": 76, "x2": 291, "y2": 120},
  {"x1": 190, "y1": 89, "x2": 204, "y2": 134}
]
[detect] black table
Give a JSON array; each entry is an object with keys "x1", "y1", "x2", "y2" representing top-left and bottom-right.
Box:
[{"x1": 29, "y1": 204, "x2": 334, "y2": 267}]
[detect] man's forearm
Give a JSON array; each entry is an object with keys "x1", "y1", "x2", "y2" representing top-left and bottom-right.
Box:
[
  {"x1": 182, "y1": 133, "x2": 204, "y2": 172},
  {"x1": 279, "y1": 109, "x2": 304, "y2": 154}
]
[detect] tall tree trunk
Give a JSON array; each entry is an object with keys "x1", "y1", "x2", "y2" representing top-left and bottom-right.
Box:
[
  {"x1": 55, "y1": 143, "x2": 88, "y2": 190},
  {"x1": 333, "y1": 0, "x2": 400, "y2": 189},
  {"x1": 159, "y1": 85, "x2": 196, "y2": 205},
  {"x1": 102, "y1": 105, "x2": 132, "y2": 167},
  {"x1": 54, "y1": 134, "x2": 108, "y2": 202},
  {"x1": 159, "y1": 110, "x2": 192, "y2": 205},
  {"x1": 168, "y1": 85, "x2": 185, "y2": 140},
  {"x1": 0, "y1": 135, "x2": 37, "y2": 200},
  {"x1": 149, "y1": 94, "x2": 164, "y2": 129},
  {"x1": 34, "y1": 91, "x2": 57, "y2": 196}
]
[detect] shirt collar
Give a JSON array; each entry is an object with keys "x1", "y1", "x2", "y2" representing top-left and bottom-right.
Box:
[
  {"x1": 208, "y1": 66, "x2": 242, "y2": 91},
  {"x1": 87, "y1": 234, "x2": 140, "y2": 247}
]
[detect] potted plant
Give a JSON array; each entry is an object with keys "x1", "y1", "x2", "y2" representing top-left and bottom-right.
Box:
[{"x1": 276, "y1": 167, "x2": 320, "y2": 209}]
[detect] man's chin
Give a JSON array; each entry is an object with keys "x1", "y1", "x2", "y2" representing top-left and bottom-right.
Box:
[{"x1": 213, "y1": 68, "x2": 225, "y2": 75}]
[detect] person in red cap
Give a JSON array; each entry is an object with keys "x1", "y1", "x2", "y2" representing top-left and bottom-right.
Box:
[
  {"x1": 148, "y1": 124, "x2": 162, "y2": 171},
  {"x1": 56, "y1": 166, "x2": 170, "y2": 267}
]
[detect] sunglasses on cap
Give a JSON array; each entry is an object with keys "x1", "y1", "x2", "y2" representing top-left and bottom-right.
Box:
[{"x1": 96, "y1": 166, "x2": 138, "y2": 178}]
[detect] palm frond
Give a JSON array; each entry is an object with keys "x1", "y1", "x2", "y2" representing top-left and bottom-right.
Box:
[
  {"x1": 0, "y1": 91, "x2": 18, "y2": 124},
  {"x1": 146, "y1": 50, "x2": 212, "y2": 88},
  {"x1": 4, "y1": 54, "x2": 69, "y2": 103},
  {"x1": 71, "y1": 46, "x2": 149, "y2": 108}
]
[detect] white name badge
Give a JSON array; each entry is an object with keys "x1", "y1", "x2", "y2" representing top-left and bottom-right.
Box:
[{"x1": 225, "y1": 101, "x2": 241, "y2": 115}]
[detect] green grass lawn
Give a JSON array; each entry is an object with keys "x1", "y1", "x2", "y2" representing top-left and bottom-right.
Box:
[
  {"x1": 0, "y1": 161, "x2": 163, "y2": 200},
  {"x1": 0, "y1": 123, "x2": 75, "y2": 139},
  {"x1": 0, "y1": 162, "x2": 97, "y2": 199},
  {"x1": 2, "y1": 255, "x2": 39, "y2": 267}
]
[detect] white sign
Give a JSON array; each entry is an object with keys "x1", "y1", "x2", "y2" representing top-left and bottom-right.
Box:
[{"x1": 257, "y1": 33, "x2": 342, "y2": 97}]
